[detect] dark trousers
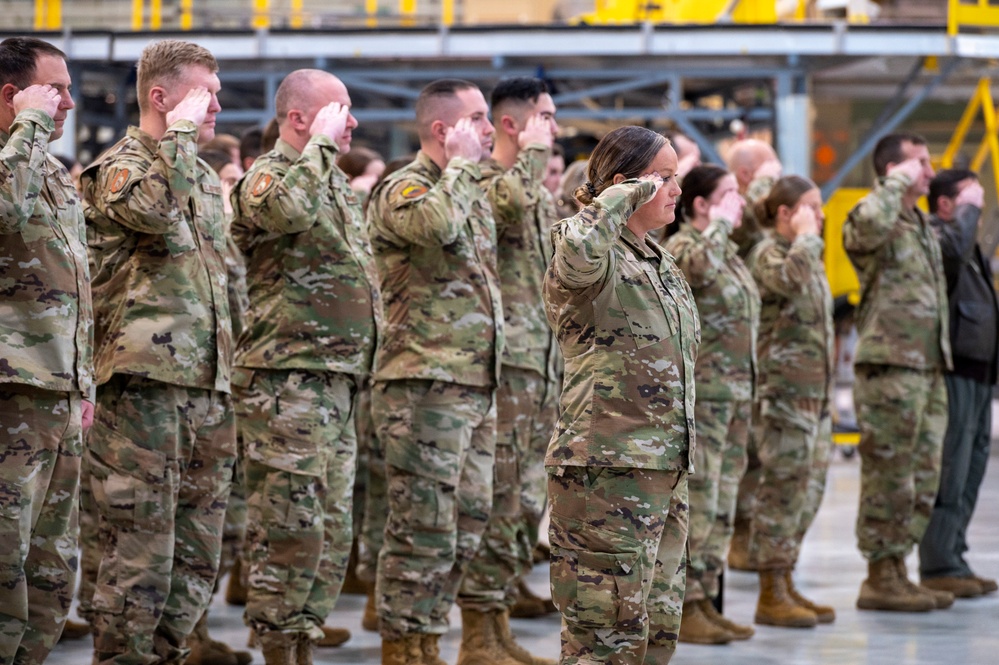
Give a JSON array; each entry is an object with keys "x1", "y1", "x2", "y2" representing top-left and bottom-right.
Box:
[{"x1": 919, "y1": 373, "x2": 993, "y2": 579}]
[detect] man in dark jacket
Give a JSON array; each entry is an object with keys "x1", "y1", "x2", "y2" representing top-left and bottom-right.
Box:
[{"x1": 920, "y1": 168, "x2": 999, "y2": 598}]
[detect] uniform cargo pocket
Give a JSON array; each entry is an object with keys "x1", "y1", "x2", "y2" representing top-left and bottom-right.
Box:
[{"x1": 575, "y1": 549, "x2": 643, "y2": 626}]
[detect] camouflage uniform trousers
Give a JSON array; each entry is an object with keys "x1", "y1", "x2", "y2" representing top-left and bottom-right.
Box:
[
  {"x1": 236, "y1": 369, "x2": 357, "y2": 639},
  {"x1": 354, "y1": 379, "x2": 382, "y2": 585},
  {"x1": 77, "y1": 452, "x2": 100, "y2": 624},
  {"x1": 854, "y1": 365, "x2": 947, "y2": 562},
  {"x1": 87, "y1": 375, "x2": 236, "y2": 665},
  {"x1": 0, "y1": 385, "x2": 83, "y2": 665},
  {"x1": 548, "y1": 466, "x2": 689, "y2": 665},
  {"x1": 749, "y1": 412, "x2": 832, "y2": 569},
  {"x1": 734, "y1": 430, "x2": 760, "y2": 542},
  {"x1": 458, "y1": 367, "x2": 558, "y2": 611},
  {"x1": 685, "y1": 398, "x2": 750, "y2": 601},
  {"x1": 372, "y1": 379, "x2": 496, "y2": 639}
]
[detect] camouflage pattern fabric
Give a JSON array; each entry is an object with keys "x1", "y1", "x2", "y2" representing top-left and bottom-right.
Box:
[
  {"x1": 0, "y1": 109, "x2": 94, "y2": 397},
  {"x1": 86, "y1": 376, "x2": 235, "y2": 665},
  {"x1": 235, "y1": 368, "x2": 357, "y2": 638},
  {"x1": 76, "y1": 455, "x2": 100, "y2": 624},
  {"x1": 367, "y1": 150, "x2": 504, "y2": 387},
  {"x1": 543, "y1": 179, "x2": 699, "y2": 470},
  {"x1": 548, "y1": 467, "x2": 688, "y2": 665},
  {"x1": 373, "y1": 379, "x2": 496, "y2": 639},
  {"x1": 664, "y1": 217, "x2": 757, "y2": 602},
  {"x1": 0, "y1": 387, "x2": 82, "y2": 665},
  {"x1": 356, "y1": 379, "x2": 386, "y2": 586},
  {"x1": 843, "y1": 172, "x2": 951, "y2": 371},
  {"x1": 854, "y1": 365, "x2": 947, "y2": 561},
  {"x1": 230, "y1": 136, "x2": 379, "y2": 375},
  {"x1": 459, "y1": 367, "x2": 558, "y2": 611},
  {"x1": 745, "y1": 232, "x2": 834, "y2": 569},
  {"x1": 82, "y1": 120, "x2": 232, "y2": 393},
  {"x1": 684, "y1": 398, "x2": 751, "y2": 599},
  {"x1": 797, "y1": 416, "x2": 833, "y2": 547}
]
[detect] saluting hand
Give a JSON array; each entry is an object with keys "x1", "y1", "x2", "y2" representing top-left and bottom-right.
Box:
[
  {"x1": 955, "y1": 180, "x2": 985, "y2": 209},
  {"x1": 711, "y1": 189, "x2": 746, "y2": 229},
  {"x1": 166, "y1": 87, "x2": 211, "y2": 128},
  {"x1": 13, "y1": 85, "x2": 61, "y2": 119},
  {"x1": 445, "y1": 117, "x2": 483, "y2": 162},
  {"x1": 518, "y1": 114, "x2": 555, "y2": 149},
  {"x1": 754, "y1": 158, "x2": 783, "y2": 181},
  {"x1": 311, "y1": 101, "x2": 351, "y2": 143},
  {"x1": 790, "y1": 204, "x2": 820, "y2": 239},
  {"x1": 887, "y1": 157, "x2": 923, "y2": 184}
]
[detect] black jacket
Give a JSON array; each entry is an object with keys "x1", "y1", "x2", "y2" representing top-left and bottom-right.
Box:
[{"x1": 930, "y1": 205, "x2": 999, "y2": 384}]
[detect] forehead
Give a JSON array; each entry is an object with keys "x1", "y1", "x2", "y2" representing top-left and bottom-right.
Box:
[
  {"x1": 645, "y1": 144, "x2": 678, "y2": 173},
  {"x1": 534, "y1": 93, "x2": 556, "y2": 115},
  {"x1": 900, "y1": 141, "x2": 930, "y2": 160},
  {"x1": 31, "y1": 54, "x2": 70, "y2": 85},
  {"x1": 178, "y1": 64, "x2": 221, "y2": 91},
  {"x1": 455, "y1": 86, "x2": 488, "y2": 114}
]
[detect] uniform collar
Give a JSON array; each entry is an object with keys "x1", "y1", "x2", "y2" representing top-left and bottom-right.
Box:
[
  {"x1": 126, "y1": 125, "x2": 161, "y2": 154},
  {"x1": 621, "y1": 226, "x2": 663, "y2": 260},
  {"x1": 275, "y1": 137, "x2": 302, "y2": 162}
]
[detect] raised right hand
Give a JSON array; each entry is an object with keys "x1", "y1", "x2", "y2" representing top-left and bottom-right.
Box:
[
  {"x1": 310, "y1": 101, "x2": 350, "y2": 142},
  {"x1": 710, "y1": 190, "x2": 746, "y2": 228},
  {"x1": 754, "y1": 158, "x2": 783, "y2": 181},
  {"x1": 887, "y1": 157, "x2": 923, "y2": 184},
  {"x1": 12, "y1": 85, "x2": 61, "y2": 119},
  {"x1": 166, "y1": 87, "x2": 211, "y2": 128},
  {"x1": 955, "y1": 180, "x2": 985, "y2": 209},
  {"x1": 518, "y1": 114, "x2": 555, "y2": 149},
  {"x1": 790, "y1": 204, "x2": 820, "y2": 238},
  {"x1": 445, "y1": 118, "x2": 483, "y2": 162}
]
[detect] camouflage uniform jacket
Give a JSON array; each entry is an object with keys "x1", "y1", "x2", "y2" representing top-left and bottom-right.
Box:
[
  {"x1": 82, "y1": 121, "x2": 232, "y2": 392},
  {"x1": 665, "y1": 218, "x2": 759, "y2": 402},
  {"x1": 367, "y1": 150, "x2": 504, "y2": 387},
  {"x1": 843, "y1": 172, "x2": 952, "y2": 371},
  {"x1": 747, "y1": 233, "x2": 834, "y2": 432},
  {"x1": 481, "y1": 143, "x2": 559, "y2": 382},
  {"x1": 543, "y1": 180, "x2": 700, "y2": 470},
  {"x1": 0, "y1": 109, "x2": 94, "y2": 397},
  {"x1": 230, "y1": 135, "x2": 379, "y2": 376}
]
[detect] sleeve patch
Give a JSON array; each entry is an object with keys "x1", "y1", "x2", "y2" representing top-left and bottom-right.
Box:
[
  {"x1": 250, "y1": 173, "x2": 274, "y2": 197},
  {"x1": 109, "y1": 168, "x2": 130, "y2": 194},
  {"x1": 401, "y1": 185, "x2": 428, "y2": 199}
]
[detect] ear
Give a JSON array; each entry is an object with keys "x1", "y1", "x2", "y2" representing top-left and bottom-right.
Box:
[
  {"x1": 693, "y1": 195, "x2": 710, "y2": 217},
  {"x1": 287, "y1": 109, "x2": 307, "y2": 132},
  {"x1": 500, "y1": 114, "x2": 518, "y2": 136},
  {"x1": 1, "y1": 83, "x2": 18, "y2": 108},
  {"x1": 612, "y1": 173, "x2": 626, "y2": 185},
  {"x1": 149, "y1": 85, "x2": 168, "y2": 113},
  {"x1": 430, "y1": 119, "x2": 448, "y2": 145},
  {"x1": 776, "y1": 203, "x2": 792, "y2": 224},
  {"x1": 936, "y1": 196, "x2": 954, "y2": 218}
]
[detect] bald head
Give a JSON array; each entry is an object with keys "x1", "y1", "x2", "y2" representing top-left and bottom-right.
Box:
[
  {"x1": 276, "y1": 69, "x2": 346, "y2": 124},
  {"x1": 726, "y1": 139, "x2": 778, "y2": 189}
]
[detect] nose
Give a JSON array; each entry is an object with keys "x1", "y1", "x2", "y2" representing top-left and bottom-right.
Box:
[
  {"x1": 347, "y1": 112, "x2": 358, "y2": 130},
  {"x1": 61, "y1": 90, "x2": 75, "y2": 110},
  {"x1": 208, "y1": 93, "x2": 222, "y2": 114},
  {"x1": 484, "y1": 119, "x2": 495, "y2": 137}
]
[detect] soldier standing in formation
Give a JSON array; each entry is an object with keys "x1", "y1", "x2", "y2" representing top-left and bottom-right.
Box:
[
  {"x1": 666, "y1": 164, "x2": 759, "y2": 645},
  {"x1": 920, "y1": 169, "x2": 998, "y2": 598},
  {"x1": 230, "y1": 69, "x2": 379, "y2": 664},
  {"x1": 0, "y1": 36, "x2": 94, "y2": 665},
  {"x1": 366, "y1": 79, "x2": 504, "y2": 665},
  {"x1": 745, "y1": 176, "x2": 836, "y2": 628},
  {"x1": 81, "y1": 39, "x2": 237, "y2": 665},
  {"x1": 844, "y1": 133, "x2": 954, "y2": 613},
  {"x1": 454, "y1": 77, "x2": 559, "y2": 665},
  {"x1": 544, "y1": 127, "x2": 697, "y2": 665}
]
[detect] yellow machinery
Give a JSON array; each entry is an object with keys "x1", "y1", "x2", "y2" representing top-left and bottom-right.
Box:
[{"x1": 574, "y1": 0, "x2": 777, "y2": 25}]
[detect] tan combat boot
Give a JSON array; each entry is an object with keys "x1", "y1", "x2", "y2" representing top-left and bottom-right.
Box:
[
  {"x1": 456, "y1": 609, "x2": 523, "y2": 665},
  {"x1": 419, "y1": 634, "x2": 448, "y2": 665},
  {"x1": 294, "y1": 635, "x2": 313, "y2": 665},
  {"x1": 755, "y1": 569, "x2": 818, "y2": 627},
  {"x1": 677, "y1": 599, "x2": 734, "y2": 644},
  {"x1": 59, "y1": 619, "x2": 91, "y2": 641},
  {"x1": 362, "y1": 588, "x2": 379, "y2": 632},
  {"x1": 316, "y1": 625, "x2": 350, "y2": 647},
  {"x1": 727, "y1": 520, "x2": 756, "y2": 571},
  {"x1": 857, "y1": 557, "x2": 935, "y2": 612},
  {"x1": 510, "y1": 578, "x2": 558, "y2": 618},
  {"x1": 186, "y1": 613, "x2": 253, "y2": 665},
  {"x1": 891, "y1": 557, "x2": 953, "y2": 609},
  {"x1": 698, "y1": 599, "x2": 754, "y2": 640},
  {"x1": 493, "y1": 609, "x2": 557, "y2": 665},
  {"x1": 381, "y1": 634, "x2": 424, "y2": 665},
  {"x1": 258, "y1": 632, "x2": 295, "y2": 665},
  {"x1": 920, "y1": 576, "x2": 984, "y2": 599},
  {"x1": 225, "y1": 558, "x2": 248, "y2": 606},
  {"x1": 784, "y1": 570, "x2": 836, "y2": 623}
]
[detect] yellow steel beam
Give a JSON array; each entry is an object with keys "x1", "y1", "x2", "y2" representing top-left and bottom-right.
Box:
[
  {"x1": 400, "y1": 0, "x2": 416, "y2": 27},
  {"x1": 150, "y1": 0, "x2": 162, "y2": 30},
  {"x1": 366, "y1": 0, "x2": 378, "y2": 27},
  {"x1": 442, "y1": 0, "x2": 454, "y2": 26},
  {"x1": 180, "y1": 0, "x2": 193, "y2": 30},
  {"x1": 132, "y1": 0, "x2": 144, "y2": 30},
  {"x1": 949, "y1": 0, "x2": 999, "y2": 36},
  {"x1": 290, "y1": 0, "x2": 304, "y2": 28},
  {"x1": 940, "y1": 77, "x2": 986, "y2": 169},
  {"x1": 253, "y1": 0, "x2": 270, "y2": 29}
]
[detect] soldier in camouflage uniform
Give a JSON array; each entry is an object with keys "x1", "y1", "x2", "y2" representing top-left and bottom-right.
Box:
[
  {"x1": 0, "y1": 37, "x2": 94, "y2": 665},
  {"x1": 367, "y1": 79, "x2": 503, "y2": 665},
  {"x1": 843, "y1": 133, "x2": 953, "y2": 613},
  {"x1": 544, "y1": 127, "x2": 697, "y2": 665},
  {"x1": 81, "y1": 40, "x2": 237, "y2": 665},
  {"x1": 229, "y1": 70, "x2": 379, "y2": 665},
  {"x1": 744, "y1": 176, "x2": 836, "y2": 628},
  {"x1": 664, "y1": 165, "x2": 759, "y2": 644},
  {"x1": 723, "y1": 141, "x2": 781, "y2": 572},
  {"x1": 455, "y1": 78, "x2": 560, "y2": 665}
]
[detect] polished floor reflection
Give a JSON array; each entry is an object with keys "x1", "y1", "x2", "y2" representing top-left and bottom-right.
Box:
[{"x1": 51, "y1": 440, "x2": 999, "y2": 665}]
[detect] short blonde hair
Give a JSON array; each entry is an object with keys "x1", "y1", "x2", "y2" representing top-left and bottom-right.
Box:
[{"x1": 136, "y1": 40, "x2": 218, "y2": 113}]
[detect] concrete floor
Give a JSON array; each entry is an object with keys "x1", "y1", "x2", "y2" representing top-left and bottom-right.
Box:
[{"x1": 50, "y1": 442, "x2": 999, "y2": 665}]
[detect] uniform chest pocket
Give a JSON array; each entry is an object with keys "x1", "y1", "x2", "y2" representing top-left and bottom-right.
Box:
[
  {"x1": 194, "y1": 182, "x2": 227, "y2": 252},
  {"x1": 163, "y1": 219, "x2": 198, "y2": 257},
  {"x1": 615, "y1": 270, "x2": 677, "y2": 350}
]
